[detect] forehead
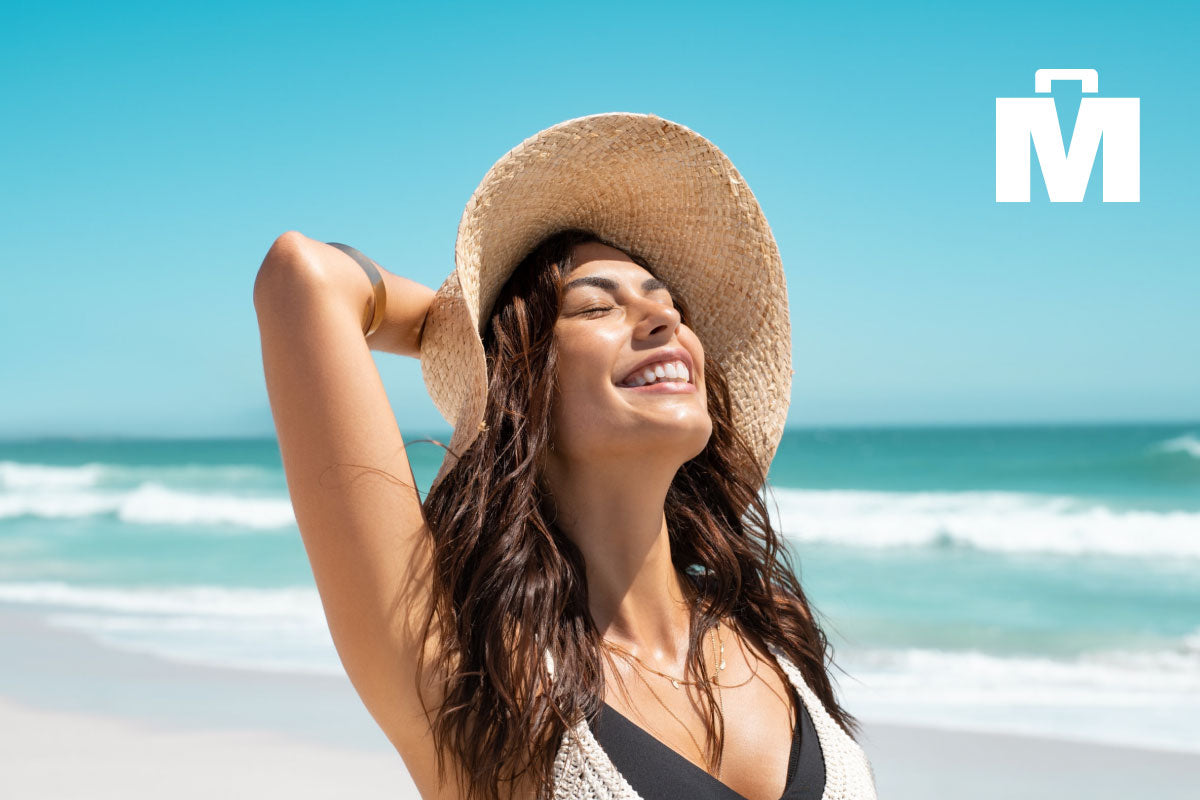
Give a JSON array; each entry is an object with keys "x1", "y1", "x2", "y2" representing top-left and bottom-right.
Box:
[{"x1": 563, "y1": 242, "x2": 668, "y2": 294}]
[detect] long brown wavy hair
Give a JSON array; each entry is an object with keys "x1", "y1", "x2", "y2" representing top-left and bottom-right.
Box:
[{"x1": 413, "y1": 228, "x2": 861, "y2": 800}]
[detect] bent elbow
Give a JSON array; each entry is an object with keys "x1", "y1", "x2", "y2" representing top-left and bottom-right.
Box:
[{"x1": 253, "y1": 231, "x2": 324, "y2": 310}]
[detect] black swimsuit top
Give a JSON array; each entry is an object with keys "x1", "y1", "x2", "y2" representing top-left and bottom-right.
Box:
[{"x1": 587, "y1": 684, "x2": 826, "y2": 800}]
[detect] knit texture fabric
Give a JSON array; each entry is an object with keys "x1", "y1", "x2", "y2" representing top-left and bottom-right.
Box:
[{"x1": 547, "y1": 643, "x2": 878, "y2": 799}]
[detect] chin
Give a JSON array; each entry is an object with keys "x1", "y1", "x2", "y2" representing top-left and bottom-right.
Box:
[{"x1": 655, "y1": 417, "x2": 713, "y2": 462}]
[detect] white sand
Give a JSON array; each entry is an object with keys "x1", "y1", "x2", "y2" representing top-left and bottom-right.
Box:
[
  {"x1": 2, "y1": 605, "x2": 1197, "y2": 799},
  {"x1": 0, "y1": 696, "x2": 417, "y2": 799},
  {"x1": 857, "y1": 720, "x2": 1199, "y2": 799}
]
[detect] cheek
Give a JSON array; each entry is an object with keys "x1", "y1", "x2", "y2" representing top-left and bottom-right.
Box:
[
  {"x1": 555, "y1": 361, "x2": 610, "y2": 417},
  {"x1": 551, "y1": 343, "x2": 620, "y2": 425},
  {"x1": 554, "y1": 329, "x2": 621, "y2": 388}
]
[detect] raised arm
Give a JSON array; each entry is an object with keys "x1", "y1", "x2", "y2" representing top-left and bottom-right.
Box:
[{"x1": 252, "y1": 232, "x2": 453, "y2": 797}]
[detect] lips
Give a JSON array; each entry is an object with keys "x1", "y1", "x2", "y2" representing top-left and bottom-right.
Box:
[{"x1": 616, "y1": 377, "x2": 698, "y2": 394}]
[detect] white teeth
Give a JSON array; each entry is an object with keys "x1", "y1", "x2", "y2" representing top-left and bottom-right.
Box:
[{"x1": 620, "y1": 359, "x2": 692, "y2": 387}]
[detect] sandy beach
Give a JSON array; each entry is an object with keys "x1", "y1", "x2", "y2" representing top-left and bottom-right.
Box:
[{"x1": 2, "y1": 605, "x2": 1196, "y2": 800}]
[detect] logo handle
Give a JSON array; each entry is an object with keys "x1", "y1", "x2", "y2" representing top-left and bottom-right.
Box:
[{"x1": 1034, "y1": 68, "x2": 1099, "y2": 93}]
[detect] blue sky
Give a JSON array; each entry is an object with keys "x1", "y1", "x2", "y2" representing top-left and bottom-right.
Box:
[{"x1": 1, "y1": 0, "x2": 1196, "y2": 438}]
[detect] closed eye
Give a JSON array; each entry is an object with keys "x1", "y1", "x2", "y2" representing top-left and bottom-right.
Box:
[{"x1": 578, "y1": 306, "x2": 614, "y2": 316}]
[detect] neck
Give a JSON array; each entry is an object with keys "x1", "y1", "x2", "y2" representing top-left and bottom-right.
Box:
[{"x1": 543, "y1": 450, "x2": 694, "y2": 664}]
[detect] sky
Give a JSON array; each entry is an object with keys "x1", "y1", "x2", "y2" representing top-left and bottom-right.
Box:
[{"x1": 1, "y1": 0, "x2": 1196, "y2": 439}]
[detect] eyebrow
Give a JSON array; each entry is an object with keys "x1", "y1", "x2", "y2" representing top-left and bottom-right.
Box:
[{"x1": 563, "y1": 275, "x2": 672, "y2": 296}]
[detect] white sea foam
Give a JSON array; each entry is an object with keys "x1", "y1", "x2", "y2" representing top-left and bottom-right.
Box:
[
  {"x1": 5, "y1": 471, "x2": 1198, "y2": 557},
  {"x1": 838, "y1": 637, "x2": 1200, "y2": 753},
  {"x1": 767, "y1": 487, "x2": 1200, "y2": 559},
  {"x1": 0, "y1": 460, "x2": 105, "y2": 489},
  {"x1": 0, "y1": 581, "x2": 319, "y2": 617},
  {"x1": 118, "y1": 483, "x2": 295, "y2": 528},
  {"x1": 0, "y1": 460, "x2": 274, "y2": 490},
  {"x1": 1155, "y1": 433, "x2": 1200, "y2": 459},
  {"x1": 0, "y1": 479, "x2": 295, "y2": 530},
  {"x1": 3, "y1": 458, "x2": 1196, "y2": 556}
]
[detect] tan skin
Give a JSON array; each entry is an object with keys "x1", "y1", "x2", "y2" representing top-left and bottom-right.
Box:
[{"x1": 254, "y1": 234, "x2": 799, "y2": 800}]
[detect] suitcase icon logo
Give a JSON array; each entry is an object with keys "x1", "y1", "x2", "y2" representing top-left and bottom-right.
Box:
[{"x1": 996, "y1": 69, "x2": 1139, "y2": 203}]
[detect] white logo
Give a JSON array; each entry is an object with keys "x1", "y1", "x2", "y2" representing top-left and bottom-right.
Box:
[{"x1": 996, "y1": 69, "x2": 1140, "y2": 202}]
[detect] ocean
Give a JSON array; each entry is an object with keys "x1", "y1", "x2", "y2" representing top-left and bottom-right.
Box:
[{"x1": 1, "y1": 422, "x2": 1197, "y2": 753}]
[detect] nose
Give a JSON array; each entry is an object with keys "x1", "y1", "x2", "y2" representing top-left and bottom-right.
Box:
[{"x1": 631, "y1": 296, "x2": 681, "y2": 339}]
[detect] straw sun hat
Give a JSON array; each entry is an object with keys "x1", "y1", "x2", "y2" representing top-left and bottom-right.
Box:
[{"x1": 419, "y1": 112, "x2": 792, "y2": 489}]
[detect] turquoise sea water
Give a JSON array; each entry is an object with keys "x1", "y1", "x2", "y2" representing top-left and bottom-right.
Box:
[{"x1": 1, "y1": 423, "x2": 1197, "y2": 752}]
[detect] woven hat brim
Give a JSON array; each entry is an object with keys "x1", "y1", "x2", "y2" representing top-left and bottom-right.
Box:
[{"x1": 420, "y1": 112, "x2": 791, "y2": 488}]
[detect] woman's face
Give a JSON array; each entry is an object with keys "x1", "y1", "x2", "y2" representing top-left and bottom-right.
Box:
[{"x1": 548, "y1": 241, "x2": 712, "y2": 468}]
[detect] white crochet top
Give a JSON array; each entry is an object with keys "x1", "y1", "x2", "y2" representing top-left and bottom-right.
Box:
[{"x1": 546, "y1": 642, "x2": 878, "y2": 800}]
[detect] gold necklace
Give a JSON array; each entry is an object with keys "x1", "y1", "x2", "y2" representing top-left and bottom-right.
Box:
[
  {"x1": 619, "y1": 647, "x2": 713, "y2": 772},
  {"x1": 601, "y1": 622, "x2": 729, "y2": 777},
  {"x1": 601, "y1": 623, "x2": 760, "y2": 688}
]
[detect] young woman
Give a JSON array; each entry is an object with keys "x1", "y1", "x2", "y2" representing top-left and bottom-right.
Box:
[{"x1": 253, "y1": 114, "x2": 877, "y2": 800}]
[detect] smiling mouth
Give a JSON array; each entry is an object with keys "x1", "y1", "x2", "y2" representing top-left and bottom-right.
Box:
[{"x1": 616, "y1": 360, "x2": 694, "y2": 388}]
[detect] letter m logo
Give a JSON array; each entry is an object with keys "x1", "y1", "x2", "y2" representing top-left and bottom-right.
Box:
[{"x1": 996, "y1": 69, "x2": 1140, "y2": 202}]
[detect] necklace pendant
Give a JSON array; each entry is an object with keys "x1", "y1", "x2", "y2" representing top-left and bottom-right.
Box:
[
  {"x1": 719, "y1": 660, "x2": 726, "y2": 670},
  {"x1": 671, "y1": 679, "x2": 681, "y2": 689}
]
